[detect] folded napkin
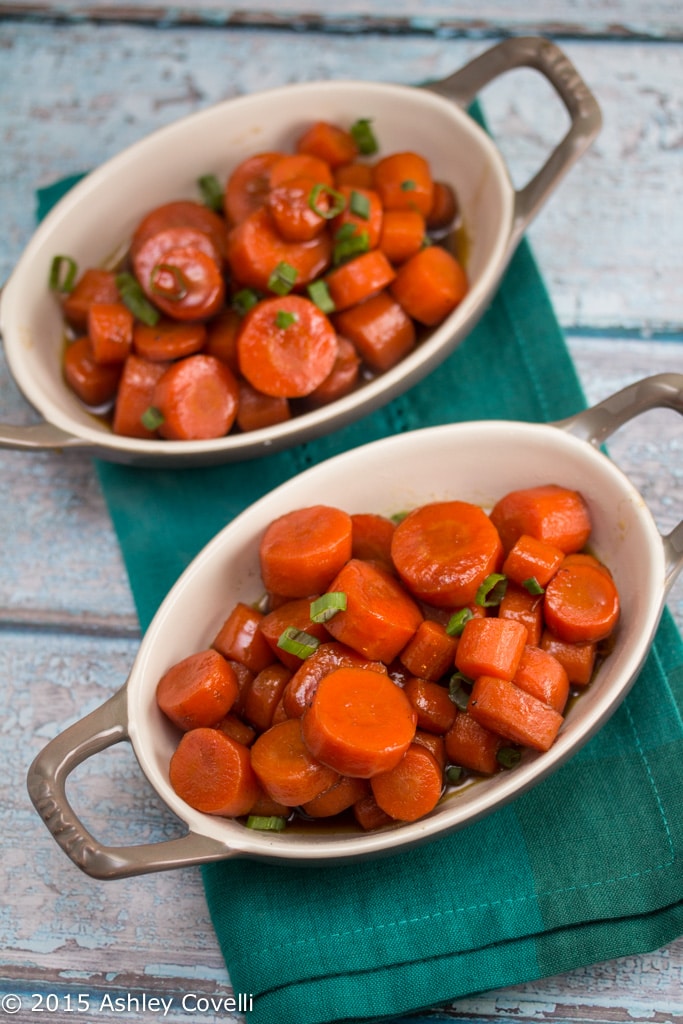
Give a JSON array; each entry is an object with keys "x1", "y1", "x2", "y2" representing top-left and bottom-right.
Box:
[{"x1": 37, "y1": 169, "x2": 683, "y2": 1024}]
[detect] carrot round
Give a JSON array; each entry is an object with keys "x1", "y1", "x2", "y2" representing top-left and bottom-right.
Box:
[
  {"x1": 242, "y1": 663, "x2": 292, "y2": 733},
  {"x1": 169, "y1": 728, "x2": 260, "y2": 817},
  {"x1": 130, "y1": 198, "x2": 230, "y2": 265},
  {"x1": 296, "y1": 121, "x2": 359, "y2": 169},
  {"x1": 236, "y1": 380, "x2": 291, "y2": 433},
  {"x1": 250, "y1": 718, "x2": 339, "y2": 806},
  {"x1": 501, "y1": 534, "x2": 565, "y2": 589},
  {"x1": 144, "y1": 245, "x2": 226, "y2": 322},
  {"x1": 266, "y1": 175, "x2": 330, "y2": 242},
  {"x1": 370, "y1": 743, "x2": 443, "y2": 822},
  {"x1": 513, "y1": 645, "x2": 569, "y2": 713},
  {"x1": 224, "y1": 151, "x2": 284, "y2": 225},
  {"x1": 258, "y1": 598, "x2": 331, "y2": 671},
  {"x1": 304, "y1": 335, "x2": 361, "y2": 407},
  {"x1": 413, "y1": 729, "x2": 446, "y2": 772},
  {"x1": 444, "y1": 711, "x2": 503, "y2": 775},
  {"x1": 350, "y1": 512, "x2": 396, "y2": 571},
  {"x1": 283, "y1": 641, "x2": 387, "y2": 719},
  {"x1": 390, "y1": 244, "x2": 467, "y2": 326},
  {"x1": 259, "y1": 504, "x2": 353, "y2": 598},
  {"x1": 372, "y1": 150, "x2": 434, "y2": 217},
  {"x1": 333, "y1": 289, "x2": 416, "y2": 372},
  {"x1": 497, "y1": 582, "x2": 544, "y2": 647},
  {"x1": 215, "y1": 712, "x2": 257, "y2": 748},
  {"x1": 237, "y1": 294, "x2": 338, "y2": 398},
  {"x1": 454, "y1": 616, "x2": 528, "y2": 681},
  {"x1": 378, "y1": 209, "x2": 426, "y2": 264},
  {"x1": 153, "y1": 354, "x2": 239, "y2": 440},
  {"x1": 468, "y1": 675, "x2": 565, "y2": 753},
  {"x1": 132, "y1": 318, "x2": 207, "y2": 362},
  {"x1": 204, "y1": 308, "x2": 241, "y2": 373},
  {"x1": 268, "y1": 153, "x2": 334, "y2": 189},
  {"x1": 131, "y1": 226, "x2": 222, "y2": 308},
  {"x1": 325, "y1": 249, "x2": 395, "y2": 312},
  {"x1": 62, "y1": 268, "x2": 119, "y2": 332},
  {"x1": 402, "y1": 676, "x2": 457, "y2": 735},
  {"x1": 87, "y1": 301, "x2": 134, "y2": 364},
  {"x1": 335, "y1": 162, "x2": 375, "y2": 190},
  {"x1": 540, "y1": 630, "x2": 597, "y2": 687},
  {"x1": 212, "y1": 601, "x2": 275, "y2": 674},
  {"x1": 489, "y1": 484, "x2": 592, "y2": 555},
  {"x1": 543, "y1": 560, "x2": 620, "y2": 643},
  {"x1": 331, "y1": 185, "x2": 383, "y2": 250},
  {"x1": 156, "y1": 648, "x2": 239, "y2": 730},
  {"x1": 353, "y1": 792, "x2": 395, "y2": 831},
  {"x1": 63, "y1": 336, "x2": 123, "y2": 407},
  {"x1": 426, "y1": 180, "x2": 459, "y2": 231},
  {"x1": 112, "y1": 353, "x2": 169, "y2": 439},
  {"x1": 301, "y1": 666, "x2": 417, "y2": 777},
  {"x1": 391, "y1": 500, "x2": 503, "y2": 608},
  {"x1": 301, "y1": 775, "x2": 369, "y2": 818},
  {"x1": 227, "y1": 206, "x2": 332, "y2": 292},
  {"x1": 399, "y1": 619, "x2": 459, "y2": 682}
]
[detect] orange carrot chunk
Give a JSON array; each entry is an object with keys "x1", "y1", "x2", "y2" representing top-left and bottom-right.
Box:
[
  {"x1": 331, "y1": 185, "x2": 384, "y2": 250},
  {"x1": 301, "y1": 775, "x2": 369, "y2": 818},
  {"x1": 333, "y1": 290, "x2": 416, "y2": 372},
  {"x1": 236, "y1": 380, "x2": 291, "y2": 433},
  {"x1": 283, "y1": 641, "x2": 387, "y2": 718},
  {"x1": 489, "y1": 484, "x2": 592, "y2": 556},
  {"x1": 413, "y1": 730, "x2": 447, "y2": 772},
  {"x1": 250, "y1": 718, "x2": 339, "y2": 806},
  {"x1": 444, "y1": 711, "x2": 502, "y2": 775},
  {"x1": 371, "y1": 743, "x2": 443, "y2": 822},
  {"x1": 63, "y1": 336, "x2": 123, "y2": 407},
  {"x1": 400, "y1": 619, "x2": 459, "y2": 682},
  {"x1": 296, "y1": 121, "x2": 359, "y2": 168},
  {"x1": 353, "y1": 793, "x2": 395, "y2": 831},
  {"x1": 259, "y1": 504, "x2": 353, "y2": 598},
  {"x1": 212, "y1": 601, "x2": 276, "y2": 674},
  {"x1": 454, "y1": 616, "x2": 528, "y2": 681},
  {"x1": 390, "y1": 245, "x2": 467, "y2": 326},
  {"x1": 468, "y1": 675, "x2": 564, "y2": 752},
  {"x1": 169, "y1": 728, "x2": 261, "y2": 817},
  {"x1": 62, "y1": 268, "x2": 120, "y2": 332},
  {"x1": 402, "y1": 676, "x2": 457, "y2": 735},
  {"x1": 543, "y1": 560, "x2": 620, "y2": 644},
  {"x1": 426, "y1": 180, "x2": 459, "y2": 231},
  {"x1": 153, "y1": 354, "x2": 239, "y2": 440},
  {"x1": 88, "y1": 301, "x2": 134, "y2": 364},
  {"x1": 497, "y1": 583, "x2": 544, "y2": 647},
  {"x1": 540, "y1": 630, "x2": 597, "y2": 687},
  {"x1": 132, "y1": 317, "x2": 207, "y2": 362},
  {"x1": 242, "y1": 663, "x2": 292, "y2": 733},
  {"x1": 372, "y1": 151, "x2": 435, "y2": 217},
  {"x1": 513, "y1": 645, "x2": 570, "y2": 713},
  {"x1": 304, "y1": 335, "x2": 361, "y2": 407},
  {"x1": 258, "y1": 598, "x2": 331, "y2": 671},
  {"x1": 223, "y1": 151, "x2": 284, "y2": 225},
  {"x1": 378, "y1": 209, "x2": 426, "y2": 265},
  {"x1": 502, "y1": 534, "x2": 565, "y2": 589},
  {"x1": 156, "y1": 649, "x2": 240, "y2": 730},
  {"x1": 326, "y1": 249, "x2": 396, "y2": 312},
  {"x1": 350, "y1": 512, "x2": 396, "y2": 571},
  {"x1": 227, "y1": 206, "x2": 332, "y2": 292}
]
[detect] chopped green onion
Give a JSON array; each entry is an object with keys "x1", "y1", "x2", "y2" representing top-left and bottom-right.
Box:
[
  {"x1": 522, "y1": 576, "x2": 545, "y2": 595},
  {"x1": 445, "y1": 765, "x2": 463, "y2": 785},
  {"x1": 390, "y1": 510, "x2": 409, "y2": 525},
  {"x1": 246, "y1": 815, "x2": 287, "y2": 832},
  {"x1": 401, "y1": 179, "x2": 417, "y2": 191},
  {"x1": 333, "y1": 226, "x2": 370, "y2": 266},
  {"x1": 149, "y1": 263, "x2": 188, "y2": 301},
  {"x1": 232, "y1": 287, "x2": 260, "y2": 316},
  {"x1": 349, "y1": 189, "x2": 370, "y2": 219},
  {"x1": 310, "y1": 592, "x2": 347, "y2": 623},
  {"x1": 115, "y1": 272, "x2": 160, "y2": 326},
  {"x1": 277, "y1": 626, "x2": 320, "y2": 659},
  {"x1": 448, "y1": 672, "x2": 473, "y2": 711},
  {"x1": 445, "y1": 607, "x2": 473, "y2": 637},
  {"x1": 308, "y1": 182, "x2": 347, "y2": 219},
  {"x1": 475, "y1": 573, "x2": 508, "y2": 608},
  {"x1": 140, "y1": 406, "x2": 165, "y2": 431},
  {"x1": 49, "y1": 254, "x2": 78, "y2": 293},
  {"x1": 350, "y1": 118, "x2": 378, "y2": 156},
  {"x1": 198, "y1": 173, "x2": 224, "y2": 212},
  {"x1": 497, "y1": 747, "x2": 522, "y2": 770},
  {"x1": 307, "y1": 279, "x2": 336, "y2": 314},
  {"x1": 275, "y1": 309, "x2": 298, "y2": 329},
  {"x1": 268, "y1": 261, "x2": 298, "y2": 296}
]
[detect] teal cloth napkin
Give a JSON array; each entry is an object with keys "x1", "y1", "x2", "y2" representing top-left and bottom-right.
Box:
[{"x1": 37, "y1": 176, "x2": 683, "y2": 1024}]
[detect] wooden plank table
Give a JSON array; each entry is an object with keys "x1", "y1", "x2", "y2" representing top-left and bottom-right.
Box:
[{"x1": 1, "y1": 5, "x2": 682, "y2": 1021}]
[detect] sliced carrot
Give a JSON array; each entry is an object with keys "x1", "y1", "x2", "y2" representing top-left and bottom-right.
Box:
[
  {"x1": 301, "y1": 775, "x2": 369, "y2": 818},
  {"x1": 304, "y1": 334, "x2": 361, "y2": 407},
  {"x1": 212, "y1": 601, "x2": 275, "y2": 674},
  {"x1": 391, "y1": 500, "x2": 503, "y2": 608},
  {"x1": 350, "y1": 512, "x2": 396, "y2": 571},
  {"x1": 258, "y1": 598, "x2": 331, "y2": 671},
  {"x1": 513, "y1": 645, "x2": 570, "y2": 713},
  {"x1": 112, "y1": 353, "x2": 169, "y2": 439},
  {"x1": 283, "y1": 641, "x2": 387, "y2": 719},
  {"x1": 370, "y1": 743, "x2": 443, "y2": 822},
  {"x1": 204, "y1": 308, "x2": 241, "y2": 373},
  {"x1": 331, "y1": 185, "x2": 383, "y2": 250},
  {"x1": 426, "y1": 180, "x2": 459, "y2": 231},
  {"x1": 502, "y1": 534, "x2": 565, "y2": 589},
  {"x1": 249, "y1": 789, "x2": 291, "y2": 819},
  {"x1": 296, "y1": 121, "x2": 359, "y2": 168},
  {"x1": 353, "y1": 792, "x2": 395, "y2": 831},
  {"x1": 63, "y1": 336, "x2": 123, "y2": 407},
  {"x1": 132, "y1": 318, "x2": 207, "y2": 362},
  {"x1": 153, "y1": 354, "x2": 239, "y2": 440},
  {"x1": 227, "y1": 206, "x2": 332, "y2": 292},
  {"x1": 325, "y1": 249, "x2": 395, "y2": 312},
  {"x1": 236, "y1": 379, "x2": 291, "y2": 433},
  {"x1": 228, "y1": 660, "x2": 256, "y2": 720},
  {"x1": 540, "y1": 630, "x2": 597, "y2": 686},
  {"x1": 390, "y1": 244, "x2": 467, "y2": 326},
  {"x1": 372, "y1": 151, "x2": 434, "y2": 217},
  {"x1": 215, "y1": 712, "x2": 257, "y2": 747},
  {"x1": 250, "y1": 718, "x2": 339, "y2": 806},
  {"x1": 237, "y1": 295, "x2": 338, "y2": 398},
  {"x1": 266, "y1": 174, "x2": 330, "y2": 242},
  {"x1": 543, "y1": 560, "x2": 620, "y2": 644},
  {"x1": 169, "y1": 728, "x2": 260, "y2": 816},
  {"x1": 87, "y1": 301, "x2": 134, "y2": 364},
  {"x1": 561, "y1": 552, "x2": 614, "y2": 579},
  {"x1": 301, "y1": 666, "x2": 417, "y2": 777},
  {"x1": 334, "y1": 162, "x2": 375, "y2": 189},
  {"x1": 131, "y1": 225, "x2": 222, "y2": 308},
  {"x1": 223, "y1": 151, "x2": 284, "y2": 225},
  {"x1": 333, "y1": 289, "x2": 416, "y2": 372},
  {"x1": 468, "y1": 675, "x2": 564, "y2": 752},
  {"x1": 144, "y1": 245, "x2": 226, "y2": 322},
  {"x1": 324, "y1": 558, "x2": 423, "y2": 664},
  {"x1": 130, "y1": 198, "x2": 230, "y2": 265},
  {"x1": 413, "y1": 729, "x2": 446, "y2": 772},
  {"x1": 399, "y1": 619, "x2": 459, "y2": 682},
  {"x1": 454, "y1": 616, "x2": 528, "y2": 681},
  {"x1": 497, "y1": 583, "x2": 544, "y2": 647},
  {"x1": 259, "y1": 504, "x2": 353, "y2": 599},
  {"x1": 156, "y1": 648, "x2": 239, "y2": 730},
  {"x1": 489, "y1": 484, "x2": 592, "y2": 556},
  {"x1": 242, "y1": 663, "x2": 292, "y2": 733},
  {"x1": 62, "y1": 268, "x2": 120, "y2": 332},
  {"x1": 444, "y1": 711, "x2": 502, "y2": 775},
  {"x1": 403, "y1": 676, "x2": 457, "y2": 735},
  {"x1": 268, "y1": 153, "x2": 334, "y2": 189},
  {"x1": 378, "y1": 209, "x2": 426, "y2": 265}
]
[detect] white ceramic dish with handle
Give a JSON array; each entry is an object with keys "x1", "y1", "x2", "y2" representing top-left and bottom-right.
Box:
[
  {"x1": 27, "y1": 374, "x2": 683, "y2": 878},
  {"x1": 1, "y1": 36, "x2": 601, "y2": 466}
]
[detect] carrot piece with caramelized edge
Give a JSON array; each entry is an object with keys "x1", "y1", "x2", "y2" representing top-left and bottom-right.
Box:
[
  {"x1": 132, "y1": 318, "x2": 206, "y2": 362},
  {"x1": 304, "y1": 335, "x2": 361, "y2": 407},
  {"x1": 350, "y1": 512, "x2": 396, "y2": 570},
  {"x1": 373, "y1": 151, "x2": 435, "y2": 217},
  {"x1": 371, "y1": 743, "x2": 443, "y2": 822},
  {"x1": 543, "y1": 560, "x2": 620, "y2": 644},
  {"x1": 301, "y1": 775, "x2": 370, "y2": 818},
  {"x1": 379, "y1": 209, "x2": 426, "y2": 264},
  {"x1": 236, "y1": 380, "x2": 291, "y2": 433},
  {"x1": 513, "y1": 645, "x2": 570, "y2": 713},
  {"x1": 444, "y1": 711, "x2": 502, "y2": 775},
  {"x1": 243, "y1": 663, "x2": 292, "y2": 733},
  {"x1": 156, "y1": 649, "x2": 239, "y2": 731},
  {"x1": 403, "y1": 676, "x2": 457, "y2": 735},
  {"x1": 259, "y1": 504, "x2": 353, "y2": 599},
  {"x1": 296, "y1": 121, "x2": 359, "y2": 168},
  {"x1": 426, "y1": 180, "x2": 459, "y2": 231},
  {"x1": 212, "y1": 601, "x2": 275, "y2": 674},
  {"x1": 258, "y1": 598, "x2": 331, "y2": 671},
  {"x1": 266, "y1": 175, "x2": 331, "y2": 242},
  {"x1": 88, "y1": 302, "x2": 134, "y2": 364},
  {"x1": 324, "y1": 558, "x2": 423, "y2": 663},
  {"x1": 63, "y1": 337, "x2": 123, "y2": 407},
  {"x1": 227, "y1": 206, "x2": 332, "y2": 292},
  {"x1": 250, "y1": 718, "x2": 339, "y2": 806},
  {"x1": 498, "y1": 583, "x2": 544, "y2": 646},
  {"x1": 223, "y1": 151, "x2": 284, "y2": 225},
  {"x1": 353, "y1": 793, "x2": 395, "y2": 831},
  {"x1": 502, "y1": 534, "x2": 565, "y2": 589},
  {"x1": 334, "y1": 290, "x2": 416, "y2": 372},
  {"x1": 413, "y1": 730, "x2": 447, "y2": 772},
  {"x1": 400, "y1": 619, "x2": 459, "y2": 681},
  {"x1": 130, "y1": 199, "x2": 230, "y2": 266},
  {"x1": 326, "y1": 249, "x2": 396, "y2": 312},
  {"x1": 454, "y1": 617, "x2": 528, "y2": 681},
  {"x1": 112, "y1": 354, "x2": 170, "y2": 439},
  {"x1": 283, "y1": 641, "x2": 387, "y2": 718},
  {"x1": 302, "y1": 666, "x2": 417, "y2": 777},
  {"x1": 169, "y1": 728, "x2": 260, "y2": 816},
  {"x1": 540, "y1": 630, "x2": 597, "y2": 686},
  {"x1": 468, "y1": 675, "x2": 564, "y2": 752},
  {"x1": 215, "y1": 712, "x2": 257, "y2": 748},
  {"x1": 62, "y1": 268, "x2": 120, "y2": 332},
  {"x1": 223, "y1": 660, "x2": 254, "y2": 720},
  {"x1": 390, "y1": 245, "x2": 467, "y2": 326},
  {"x1": 153, "y1": 354, "x2": 239, "y2": 440},
  {"x1": 204, "y1": 308, "x2": 241, "y2": 372},
  {"x1": 489, "y1": 484, "x2": 592, "y2": 556}
]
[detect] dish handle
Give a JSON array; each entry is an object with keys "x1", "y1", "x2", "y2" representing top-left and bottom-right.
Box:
[
  {"x1": 554, "y1": 372, "x2": 683, "y2": 594},
  {"x1": 427, "y1": 35, "x2": 602, "y2": 255},
  {"x1": 27, "y1": 685, "x2": 232, "y2": 879},
  {"x1": 0, "y1": 420, "x2": 91, "y2": 451}
]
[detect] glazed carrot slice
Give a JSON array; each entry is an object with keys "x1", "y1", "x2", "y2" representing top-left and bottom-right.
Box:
[
  {"x1": 283, "y1": 641, "x2": 387, "y2": 719},
  {"x1": 502, "y1": 534, "x2": 565, "y2": 589},
  {"x1": 561, "y1": 552, "x2": 614, "y2": 579},
  {"x1": 258, "y1": 598, "x2": 331, "y2": 671},
  {"x1": 350, "y1": 512, "x2": 396, "y2": 571},
  {"x1": 324, "y1": 558, "x2": 423, "y2": 664},
  {"x1": 250, "y1": 718, "x2": 339, "y2": 806},
  {"x1": 204, "y1": 308, "x2": 241, "y2": 373},
  {"x1": 371, "y1": 743, "x2": 443, "y2": 822},
  {"x1": 334, "y1": 162, "x2": 375, "y2": 189},
  {"x1": 372, "y1": 151, "x2": 435, "y2": 217},
  {"x1": 301, "y1": 775, "x2": 369, "y2": 818},
  {"x1": 331, "y1": 185, "x2": 383, "y2": 250},
  {"x1": 130, "y1": 198, "x2": 230, "y2": 265},
  {"x1": 227, "y1": 660, "x2": 256, "y2": 720},
  {"x1": 131, "y1": 225, "x2": 222, "y2": 305},
  {"x1": 169, "y1": 727, "x2": 260, "y2": 816},
  {"x1": 390, "y1": 245, "x2": 467, "y2": 326},
  {"x1": 497, "y1": 583, "x2": 544, "y2": 647},
  {"x1": 403, "y1": 676, "x2": 457, "y2": 735},
  {"x1": 212, "y1": 601, "x2": 275, "y2": 674},
  {"x1": 224, "y1": 151, "x2": 284, "y2": 225},
  {"x1": 62, "y1": 268, "x2": 120, "y2": 332},
  {"x1": 391, "y1": 500, "x2": 504, "y2": 608},
  {"x1": 87, "y1": 301, "x2": 134, "y2": 364},
  {"x1": 112, "y1": 353, "x2": 169, "y2": 439},
  {"x1": 413, "y1": 729, "x2": 446, "y2": 772},
  {"x1": 513, "y1": 645, "x2": 570, "y2": 713},
  {"x1": 153, "y1": 354, "x2": 239, "y2": 440},
  {"x1": 132, "y1": 318, "x2": 207, "y2": 362},
  {"x1": 454, "y1": 617, "x2": 528, "y2": 681},
  {"x1": 266, "y1": 175, "x2": 330, "y2": 242},
  {"x1": 227, "y1": 207, "x2": 332, "y2": 292},
  {"x1": 353, "y1": 792, "x2": 395, "y2": 831},
  {"x1": 63, "y1": 336, "x2": 123, "y2": 407},
  {"x1": 540, "y1": 630, "x2": 597, "y2": 686},
  {"x1": 304, "y1": 335, "x2": 361, "y2": 407},
  {"x1": 543, "y1": 560, "x2": 620, "y2": 643},
  {"x1": 248, "y1": 789, "x2": 291, "y2": 819},
  {"x1": 215, "y1": 712, "x2": 257, "y2": 748},
  {"x1": 242, "y1": 663, "x2": 292, "y2": 733},
  {"x1": 426, "y1": 181, "x2": 459, "y2": 231},
  {"x1": 296, "y1": 121, "x2": 359, "y2": 168},
  {"x1": 400, "y1": 620, "x2": 459, "y2": 682},
  {"x1": 302, "y1": 666, "x2": 417, "y2": 777},
  {"x1": 378, "y1": 209, "x2": 426, "y2": 264},
  {"x1": 236, "y1": 380, "x2": 291, "y2": 433},
  {"x1": 156, "y1": 649, "x2": 240, "y2": 730},
  {"x1": 444, "y1": 711, "x2": 502, "y2": 775},
  {"x1": 268, "y1": 153, "x2": 334, "y2": 189},
  {"x1": 333, "y1": 289, "x2": 416, "y2": 371},
  {"x1": 468, "y1": 675, "x2": 565, "y2": 752},
  {"x1": 237, "y1": 295, "x2": 338, "y2": 399},
  {"x1": 259, "y1": 504, "x2": 353, "y2": 598},
  {"x1": 325, "y1": 249, "x2": 396, "y2": 312},
  {"x1": 489, "y1": 484, "x2": 592, "y2": 556},
  {"x1": 144, "y1": 245, "x2": 226, "y2": 322}
]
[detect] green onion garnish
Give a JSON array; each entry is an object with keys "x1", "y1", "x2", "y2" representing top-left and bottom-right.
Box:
[
  {"x1": 140, "y1": 406, "x2": 165, "y2": 431},
  {"x1": 49, "y1": 254, "x2": 78, "y2": 293},
  {"x1": 401, "y1": 179, "x2": 417, "y2": 191},
  {"x1": 333, "y1": 225, "x2": 370, "y2": 266},
  {"x1": 445, "y1": 765, "x2": 463, "y2": 785},
  {"x1": 268, "y1": 261, "x2": 298, "y2": 296},
  {"x1": 246, "y1": 815, "x2": 287, "y2": 832},
  {"x1": 497, "y1": 747, "x2": 522, "y2": 770},
  {"x1": 390, "y1": 511, "x2": 409, "y2": 525},
  {"x1": 445, "y1": 607, "x2": 473, "y2": 637},
  {"x1": 522, "y1": 577, "x2": 545, "y2": 595},
  {"x1": 275, "y1": 310, "x2": 298, "y2": 329},
  {"x1": 198, "y1": 173, "x2": 224, "y2": 211},
  {"x1": 475, "y1": 573, "x2": 508, "y2": 607},
  {"x1": 349, "y1": 189, "x2": 370, "y2": 219},
  {"x1": 310, "y1": 592, "x2": 347, "y2": 623},
  {"x1": 308, "y1": 183, "x2": 347, "y2": 219},
  {"x1": 115, "y1": 272, "x2": 160, "y2": 326},
  {"x1": 149, "y1": 263, "x2": 188, "y2": 301},
  {"x1": 448, "y1": 672, "x2": 473, "y2": 711},
  {"x1": 232, "y1": 287, "x2": 260, "y2": 316},
  {"x1": 307, "y1": 279, "x2": 336, "y2": 314},
  {"x1": 350, "y1": 118, "x2": 378, "y2": 156},
  {"x1": 277, "y1": 627, "x2": 320, "y2": 659}
]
